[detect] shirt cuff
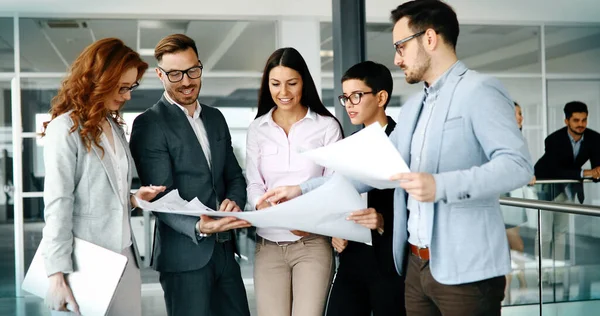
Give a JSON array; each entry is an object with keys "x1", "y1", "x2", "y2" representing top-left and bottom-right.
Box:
[{"x1": 581, "y1": 169, "x2": 585, "y2": 178}]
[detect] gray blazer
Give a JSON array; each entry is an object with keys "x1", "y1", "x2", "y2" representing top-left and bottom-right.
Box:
[
  {"x1": 302, "y1": 61, "x2": 533, "y2": 285},
  {"x1": 129, "y1": 96, "x2": 246, "y2": 273},
  {"x1": 41, "y1": 111, "x2": 140, "y2": 277}
]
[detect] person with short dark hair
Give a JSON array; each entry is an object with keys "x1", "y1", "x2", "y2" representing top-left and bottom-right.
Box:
[
  {"x1": 534, "y1": 101, "x2": 600, "y2": 262},
  {"x1": 535, "y1": 101, "x2": 600, "y2": 194},
  {"x1": 325, "y1": 61, "x2": 405, "y2": 316},
  {"x1": 130, "y1": 34, "x2": 251, "y2": 316}
]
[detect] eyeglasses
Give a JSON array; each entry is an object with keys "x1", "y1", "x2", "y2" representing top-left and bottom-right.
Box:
[
  {"x1": 338, "y1": 91, "x2": 373, "y2": 107},
  {"x1": 393, "y1": 30, "x2": 426, "y2": 57},
  {"x1": 118, "y1": 82, "x2": 139, "y2": 94},
  {"x1": 158, "y1": 63, "x2": 203, "y2": 83}
]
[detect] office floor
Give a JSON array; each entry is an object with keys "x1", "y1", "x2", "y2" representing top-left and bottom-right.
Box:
[
  {"x1": 0, "y1": 222, "x2": 258, "y2": 316},
  {"x1": 2, "y1": 223, "x2": 600, "y2": 315}
]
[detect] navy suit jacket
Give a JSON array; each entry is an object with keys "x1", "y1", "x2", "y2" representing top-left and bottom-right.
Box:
[{"x1": 130, "y1": 95, "x2": 246, "y2": 272}]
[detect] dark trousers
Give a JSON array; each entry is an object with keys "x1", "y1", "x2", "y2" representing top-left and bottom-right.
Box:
[
  {"x1": 159, "y1": 241, "x2": 250, "y2": 316},
  {"x1": 326, "y1": 257, "x2": 406, "y2": 316},
  {"x1": 405, "y1": 254, "x2": 505, "y2": 316}
]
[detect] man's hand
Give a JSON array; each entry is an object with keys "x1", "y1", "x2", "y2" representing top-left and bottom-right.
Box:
[
  {"x1": 528, "y1": 176, "x2": 536, "y2": 186},
  {"x1": 391, "y1": 172, "x2": 436, "y2": 202},
  {"x1": 332, "y1": 237, "x2": 348, "y2": 253},
  {"x1": 347, "y1": 208, "x2": 384, "y2": 231},
  {"x1": 198, "y1": 199, "x2": 250, "y2": 235},
  {"x1": 593, "y1": 167, "x2": 600, "y2": 180},
  {"x1": 219, "y1": 199, "x2": 242, "y2": 212},
  {"x1": 257, "y1": 185, "x2": 302, "y2": 205},
  {"x1": 46, "y1": 273, "x2": 80, "y2": 315}
]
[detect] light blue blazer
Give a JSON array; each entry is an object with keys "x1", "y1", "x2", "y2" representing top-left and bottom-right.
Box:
[
  {"x1": 389, "y1": 61, "x2": 533, "y2": 284},
  {"x1": 302, "y1": 61, "x2": 533, "y2": 285}
]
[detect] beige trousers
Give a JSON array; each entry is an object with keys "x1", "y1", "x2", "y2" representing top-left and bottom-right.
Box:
[{"x1": 254, "y1": 235, "x2": 334, "y2": 316}]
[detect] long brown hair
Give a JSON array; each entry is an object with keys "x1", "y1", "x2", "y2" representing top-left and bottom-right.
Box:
[{"x1": 42, "y1": 38, "x2": 148, "y2": 153}]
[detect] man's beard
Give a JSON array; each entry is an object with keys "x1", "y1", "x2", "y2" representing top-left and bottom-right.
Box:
[
  {"x1": 569, "y1": 125, "x2": 585, "y2": 136},
  {"x1": 167, "y1": 83, "x2": 200, "y2": 106},
  {"x1": 405, "y1": 45, "x2": 431, "y2": 84}
]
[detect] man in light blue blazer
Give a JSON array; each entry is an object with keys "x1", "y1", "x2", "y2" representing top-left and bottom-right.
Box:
[{"x1": 260, "y1": 1, "x2": 533, "y2": 315}]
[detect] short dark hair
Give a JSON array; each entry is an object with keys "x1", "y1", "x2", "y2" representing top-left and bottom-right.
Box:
[
  {"x1": 256, "y1": 47, "x2": 343, "y2": 134},
  {"x1": 564, "y1": 101, "x2": 588, "y2": 119},
  {"x1": 390, "y1": 0, "x2": 459, "y2": 50},
  {"x1": 341, "y1": 61, "x2": 394, "y2": 109},
  {"x1": 154, "y1": 34, "x2": 199, "y2": 63}
]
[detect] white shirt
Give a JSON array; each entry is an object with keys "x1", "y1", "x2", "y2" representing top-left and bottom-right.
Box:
[
  {"x1": 101, "y1": 122, "x2": 131, "y2": 249},
  {"x1": 164, "y1": 92, "x2": 212, "y2": 169}
]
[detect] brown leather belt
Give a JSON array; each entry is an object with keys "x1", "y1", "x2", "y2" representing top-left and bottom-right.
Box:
[{"x1": 410, "y1": 244, "x2": 430, "y2": 260}]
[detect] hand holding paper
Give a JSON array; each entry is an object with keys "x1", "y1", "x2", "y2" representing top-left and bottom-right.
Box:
[
  {"x1": 301, "y1": 123, "x2": 410, "y2": 189},
  {"x1": 391, "y1": 172, "x2": 437, "y2": 202},
  {"x1": 135, "y1": 176, "x2": 372, "y2": 243},
  {"x1": 257, "y1": 185, "x2": 302, "y2": 206}
]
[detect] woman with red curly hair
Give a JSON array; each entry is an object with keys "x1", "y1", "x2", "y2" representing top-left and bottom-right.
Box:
[{"x1": 40, "y1": 38, "x2": 165, "y2": 315}]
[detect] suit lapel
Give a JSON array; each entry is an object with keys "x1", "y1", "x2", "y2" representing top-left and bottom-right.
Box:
[
  {"x1": 91, "y1": 127, "x2": 121, "y2": 203},
  {"x1": 422, "y1": 64, "x2": 466, "y2": 172},
  {"x1": 160, "y1": 97, "x2": 212, "y2": 172},
  {"x1": 109, "y1": 118, "x2": 134, "y2": 195},
  {"x1": 396, "y1": 93, "x2": 426, "y2": 167}
]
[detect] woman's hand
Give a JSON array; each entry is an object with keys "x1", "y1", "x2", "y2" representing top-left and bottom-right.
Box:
[
  {"x1": 45, "y1": 272, "x2": 80, "y2": 315},
  {"x1": 131, "y1": 185, "x2": 166, "y2": 208}
]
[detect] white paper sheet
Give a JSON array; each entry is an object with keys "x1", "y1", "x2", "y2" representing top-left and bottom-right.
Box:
[
  {"x1": 22, "y1": 238, "x2": 128, "y2": 316},
  {"x1": 301, "y1": 123, "x2": 409, "y2": 189},
  {"x1": 136, "y1": 175, "x2": 371, "y2": 243}
]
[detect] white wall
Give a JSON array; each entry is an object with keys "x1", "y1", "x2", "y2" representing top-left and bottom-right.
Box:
[{"x1": 1, "y1": 0, "x2": 600, "y2": 24}]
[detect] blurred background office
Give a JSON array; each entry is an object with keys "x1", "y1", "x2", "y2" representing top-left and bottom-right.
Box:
[{"x1": 0, "y1": 0, "x2": 600, "y2": 315}]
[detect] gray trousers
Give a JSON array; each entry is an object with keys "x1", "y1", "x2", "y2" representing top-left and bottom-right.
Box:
[{"x1": 159, "y1": 241, "x2": 250, "y2": 316}]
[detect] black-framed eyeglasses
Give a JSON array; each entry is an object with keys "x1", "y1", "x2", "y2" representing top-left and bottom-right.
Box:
[
  {"x1": 393, "y1": 30, "x2": 426, "y2": 57},
  {"x1": 158, "y1": 62, "x2": 203, "y2": 83},
  {"x1": 338, "y1": 91, "x2": 373, "y2": 107},
  {"x1": 118, "y1": 82, "x2": 139, "y2": 94}
]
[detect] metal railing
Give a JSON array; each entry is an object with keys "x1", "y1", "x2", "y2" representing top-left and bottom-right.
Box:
[{"x1": 499, "y1": 196, "x2": 600, "y2": 314}]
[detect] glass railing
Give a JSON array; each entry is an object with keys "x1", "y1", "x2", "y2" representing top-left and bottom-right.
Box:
[
  {"x1": 530, "y1": 179, "x2": 599, "y2": 207},
  {"x1": 500, "y1": 189, "x2": 600, "y2": 315}
]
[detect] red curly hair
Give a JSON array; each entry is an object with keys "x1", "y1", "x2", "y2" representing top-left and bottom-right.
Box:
[{"x1": 42, "y1": 38, "x2": 148, "y2": 154}]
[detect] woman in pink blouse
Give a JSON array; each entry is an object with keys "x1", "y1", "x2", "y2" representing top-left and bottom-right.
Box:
[{"x1": 246, "y1": 47, "x2": 343, "y2": 316}]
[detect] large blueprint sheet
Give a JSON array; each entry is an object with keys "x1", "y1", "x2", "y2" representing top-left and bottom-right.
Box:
[{"x1": 136, "y1": 175, "x2": 372, "y2": 243}]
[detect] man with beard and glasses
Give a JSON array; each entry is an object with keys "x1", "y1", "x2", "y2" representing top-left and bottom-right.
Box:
[
  {"x1": 129, "y1": 34, "x2": 251, "y2": 316},
  {"x1": 259, "y1": 1, "x2": 533, "y2": 315},
  {"x1": 534, "y1": 101, "x2": 600, "y2": 261}
]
